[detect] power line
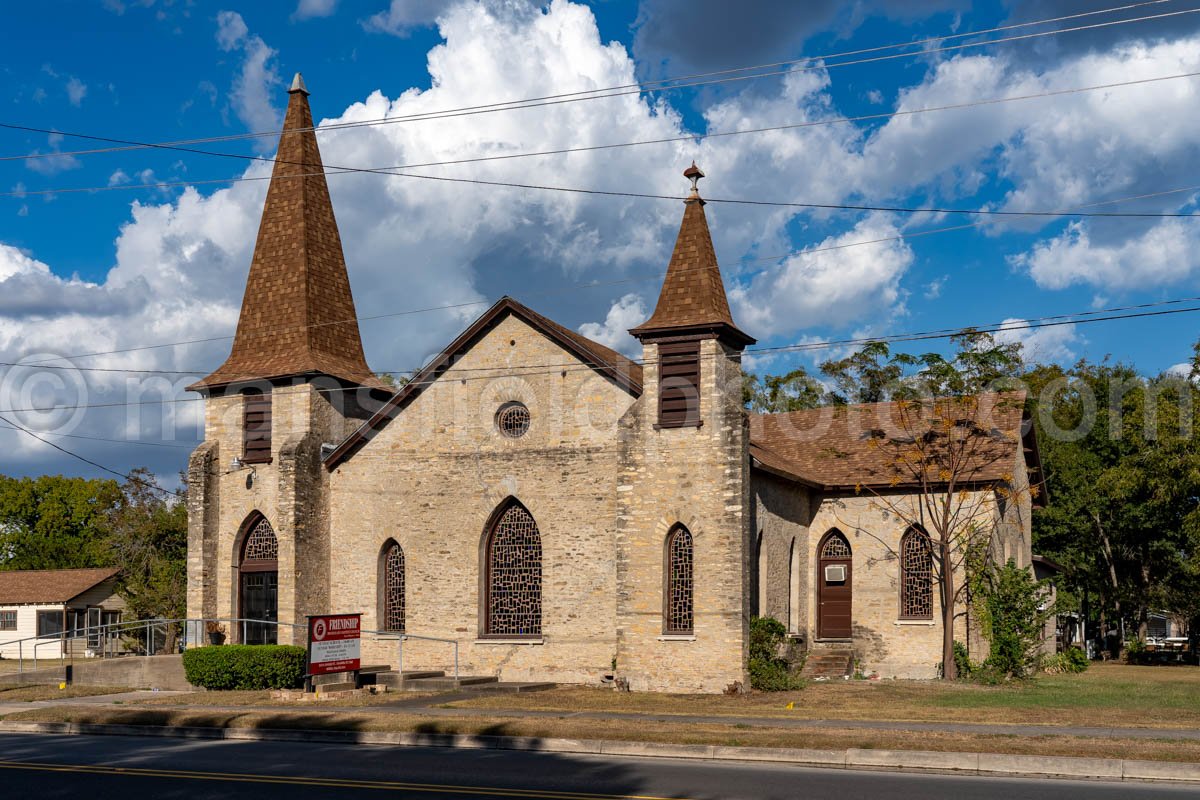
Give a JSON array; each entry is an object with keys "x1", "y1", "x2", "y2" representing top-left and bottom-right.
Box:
[
  {"x1": 5, "y1": 1, "x2": 1186, "y2": 164},
  {"x1": 0, "y1": 421, "x2": 198, "y2": 449},
  {"x1": 3, "y1": 298, "x2": 1199, "y2": 414},
  {"x1": 8, "y1": 70, "x2": 1200, "y2": 202},
  {"x1": 0, "y1": 412, "x2": 176, "y2": 494},
  {"x1": 17, "y1": 180, "x2": 1200, "y2": 371}
]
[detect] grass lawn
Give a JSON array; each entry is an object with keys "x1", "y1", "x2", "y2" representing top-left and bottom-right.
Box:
[
  {"x1": 0, "y1": 684, "x2": 129, "y2": 703},
  {"x1": 448, "y1": 663, "x2": 1200, "y2": 730},
  {"x1": 5, "y1": 705, "x2": 1200, "y2": 763}
]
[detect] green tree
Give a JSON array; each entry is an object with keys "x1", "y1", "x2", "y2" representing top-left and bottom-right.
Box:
[
  {"x1": 0, "y1": 474, "x2": 121, "y2": 569},
  {"x1": 821, "y1": 332, "x2": 1030, "y2": 679},
  {"x1": 1029, "y1": 355, "x2": 1200, "y2": 647},
  {"x1": 744, "y1": 367, "x2": 825, "y2": 413},
  {"x1": 103, "y1": 469, "x2": 188, "y2": 631}
]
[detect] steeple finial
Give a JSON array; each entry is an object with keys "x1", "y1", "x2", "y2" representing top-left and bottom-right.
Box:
[
  {"x1": 627, "y1": 164, "x2": 754, "y2": 349},
  {"x1": 289, "y1": 72, "x2": 309, "y2": 96},
  {"x1": 683, "y1": 161, "x2": 704, "y2": 199}
]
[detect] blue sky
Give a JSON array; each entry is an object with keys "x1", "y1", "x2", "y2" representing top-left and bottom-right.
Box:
[{"x1": 1, "y1": 0, "x2": 1199, "y2": 482}]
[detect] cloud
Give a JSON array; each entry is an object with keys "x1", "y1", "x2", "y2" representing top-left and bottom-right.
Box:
[
  {"x1": 4, "y1": 0, "x2": 1198, "y2": 480},
  {"x1": 729, "y1": 214, "x2": 914, "y2": 340},
  {"x1": 293, "y1": 0, "x2": 338, "y2": 21},
  {"x1": 215, "y1": 10, "x2": 248, "y2": 50},
  {"x1": 65, "y1": 76, "x2": 87, "y2": 106},
  {"x1": 857, "y1": 39, "x2": 1200, "y2": 218},
  {"x1": 1010, "y1": 219, "x2": 1200, "y2": 291},
  {"x1": 215, "y1": 11, "x2": 282, "y2": 145},
  {"x1": 108, "y1": 169, "x2": 131, "y2": 187},
  {"x1": 994, "y1": 317, "x2": 1079, "y2": 364},
  {"x1": 362, "y1": 0, "x2": 454, "y2": 36},
  {"x1": 579, "y1": 294, "x2": 647, "y2": 357},
  {"x1": 632, "y1": 0, "x2": 962, "y2": 76},
  {"x1": 24, "y1": 131, "x2": 83, "y2": 176}
]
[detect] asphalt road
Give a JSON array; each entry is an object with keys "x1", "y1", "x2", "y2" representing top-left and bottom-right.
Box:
[{"x1": 0, "y1": 731, "x2": 1195, "y2": 799}]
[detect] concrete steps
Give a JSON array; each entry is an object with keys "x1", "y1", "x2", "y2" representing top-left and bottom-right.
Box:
[
  {"x1": 801, "y1": 649, "x2": 853, "y2": 679},
  {"x1": 401, "y1": 674, "x2": 499, "y2": 691},
  {"x1": 370, "y1": 669, "x2": 555, "y2": 693}
]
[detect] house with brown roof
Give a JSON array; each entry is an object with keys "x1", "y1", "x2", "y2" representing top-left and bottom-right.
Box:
[
  {"x1": 185, "y1": 76, "x2": 1041, "y2": 690},
  {"x1": 0, "y1": 568, "x2": 124, "y2": 660}
]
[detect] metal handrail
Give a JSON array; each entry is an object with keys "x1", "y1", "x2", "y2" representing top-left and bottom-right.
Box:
[{"x1": 359, "y1": 627, "x2": 460, "y2": 681}]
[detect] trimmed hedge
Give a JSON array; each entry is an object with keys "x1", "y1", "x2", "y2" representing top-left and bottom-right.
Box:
[{"x1": 182, "y1": 645, "x2": 307, "y2": 690}]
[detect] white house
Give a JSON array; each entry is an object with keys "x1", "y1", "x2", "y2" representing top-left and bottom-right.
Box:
[{"x1": 0, "y1": 568, "x2": 125, "y2": 661}]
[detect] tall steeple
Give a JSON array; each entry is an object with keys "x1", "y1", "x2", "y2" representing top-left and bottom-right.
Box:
[
  {"x1": 189, "y1": 73, "x2": 384, "y2": 392},
  {"x1": 628, "y1": 163, "x2": 754, "y2": 349}
]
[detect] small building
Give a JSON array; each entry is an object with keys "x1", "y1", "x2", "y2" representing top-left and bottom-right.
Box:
[{"x1": 0, "y1": 568, "x2": 125, "y2": 661}]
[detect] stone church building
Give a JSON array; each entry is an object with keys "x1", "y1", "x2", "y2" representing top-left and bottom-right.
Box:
[{"x1": 186, "y1": 76, "x2": 1042, "y2": 691}]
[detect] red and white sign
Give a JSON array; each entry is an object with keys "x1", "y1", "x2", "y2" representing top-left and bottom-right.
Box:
[{"x1": 307, "y1": 613, "x2": 361, "y2": 676}]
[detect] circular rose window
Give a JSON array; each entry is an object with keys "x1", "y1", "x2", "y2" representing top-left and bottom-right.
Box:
[{"x1": 496, "y1": 402, "x2": 531, "y2": 438}]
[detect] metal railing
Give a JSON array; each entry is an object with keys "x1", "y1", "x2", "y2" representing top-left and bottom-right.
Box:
[
  {"x1": 1, "y1": 617, "x2": 463, "y2": 681},
  {"x1": 362, "y1": 628, "x2": 460, "y2": 681}
]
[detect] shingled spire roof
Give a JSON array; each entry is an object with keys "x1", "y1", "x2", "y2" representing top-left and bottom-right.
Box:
[
  {"x1": 628, "y1": 163, "x2": 754, "y2": 348},
  {"x1": 189, "y1": 73, "x2": 385, "y2": 393}
]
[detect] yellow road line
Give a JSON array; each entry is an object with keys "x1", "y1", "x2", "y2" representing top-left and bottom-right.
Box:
[{"x1": 0, "y1": 760, "x2": 690, "y2": 800}]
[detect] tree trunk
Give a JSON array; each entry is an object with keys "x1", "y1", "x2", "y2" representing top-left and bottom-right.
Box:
[{"x1": 941, "y1": 537, "x2": 956, "y2": 680}]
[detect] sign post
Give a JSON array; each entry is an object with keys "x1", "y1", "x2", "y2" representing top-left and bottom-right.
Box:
[{"x1": 306, "y1": 613, "x2": 361, "y2": 691}]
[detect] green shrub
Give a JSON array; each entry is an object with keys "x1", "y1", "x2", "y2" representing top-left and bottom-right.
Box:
[
  {"x1": 953, "y1": 640, "x2": 974, "y2": 679},
  {"x1": 748, "y1": 616, "x2": 804, "y2": 691},
  {"x1": 182, "y1": 645, "x2": 307, "y2": 690},
  {"x1": 979, "y1": 560, "x2": 1052, "y2": 679},
  {"x1": 1042, "y1": 647, "x2": 1089, "y2": 674},
  {"x1": 1124, "y1": 639, "x2": 1147, "y2": 663}
]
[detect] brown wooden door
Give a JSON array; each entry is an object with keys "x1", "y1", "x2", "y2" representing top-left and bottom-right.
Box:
[{"x1": 818, "y1": 532, "x2": 853, "y2": 639}]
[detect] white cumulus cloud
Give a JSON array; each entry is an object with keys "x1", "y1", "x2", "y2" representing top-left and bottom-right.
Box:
[{"x1": 578, "y1": 293, "x2": 647, "y2": 357}]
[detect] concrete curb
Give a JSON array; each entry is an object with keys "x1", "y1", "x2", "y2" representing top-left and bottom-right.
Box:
[{"x1": 2, "y1": 719, "x2": 1199, "y2": 784}]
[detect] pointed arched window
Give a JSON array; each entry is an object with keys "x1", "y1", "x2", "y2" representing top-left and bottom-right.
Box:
[
  {"x1": 381, "y1": 540, "x2": 405, "y2": 633},
  {"x1": 484, "y1": 502, "x2": 542, "y2": 637},
  {"x1": 899, "y1": 528, "x2": 933, "y2": 620},
  {"x1": 664, "y1": 525, "x2": 694, "y2": 635}
]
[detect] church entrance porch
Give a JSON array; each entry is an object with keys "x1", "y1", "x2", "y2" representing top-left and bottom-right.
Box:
[
  {"x1": 236, "y1": 513, "x2": 280, "y2": 645},
  {"x1": 240, "y1": 572, "x2": 278, "y2": 645}
]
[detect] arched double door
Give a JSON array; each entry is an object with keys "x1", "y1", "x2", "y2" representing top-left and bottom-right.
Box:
[
  {"x1": 237, "y1": 514, "x2": 278, "y2": 645},
  {"x1": 817, "y1": 530, "x2": 852, "y2": 639}
]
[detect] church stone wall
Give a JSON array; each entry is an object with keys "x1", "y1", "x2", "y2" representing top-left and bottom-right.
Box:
[
  {"x1": 327, "y1": 314, "x2": 634, "y2": 684},
  {"x1": 614, "y1": 339, "x2": 750, "y2": 693},
  {"x1": 188, "y1": 383, "x2": 336, "y2": 645},
  {"x1": 751, "y1": 474, "x2": 813, "y2": 634},
  {"x1": 806, "y1": 491, "x2": 998, "y2": 678}
]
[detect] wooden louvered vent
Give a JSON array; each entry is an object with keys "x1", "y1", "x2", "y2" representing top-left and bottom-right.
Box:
[
  {"x1": 657, "y1": 341, "x2": 701, "y2": 428},
  {"x1": 243, "y1": 390, "x2": 273, "y2": 463}
]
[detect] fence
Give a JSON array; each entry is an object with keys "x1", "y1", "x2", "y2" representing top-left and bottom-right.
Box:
[{"x1": 1, "y1": 617, "x2": 460, "y2": 681}]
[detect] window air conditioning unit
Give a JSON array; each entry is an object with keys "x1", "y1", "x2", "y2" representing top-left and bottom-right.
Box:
[{"x1": 824, "y1": 564, "x2": 847, "y2": 583}]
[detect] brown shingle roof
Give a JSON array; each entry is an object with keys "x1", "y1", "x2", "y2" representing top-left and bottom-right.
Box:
[
  {"x1": 629, "y1": 168, "x2": 753, "y2": 346},
  {"x1": 189, "y1": 74, "x2": 384, "y2": 393},
  {"x1": 748, "y1": 392, "x2": 1033, "y2": 491},
  {"x1": 323, "y1": 296, "x2": 642, "y2": 468},
  {"x1": 0, "y1": 568, "x2": 119, "y2": 605}
]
